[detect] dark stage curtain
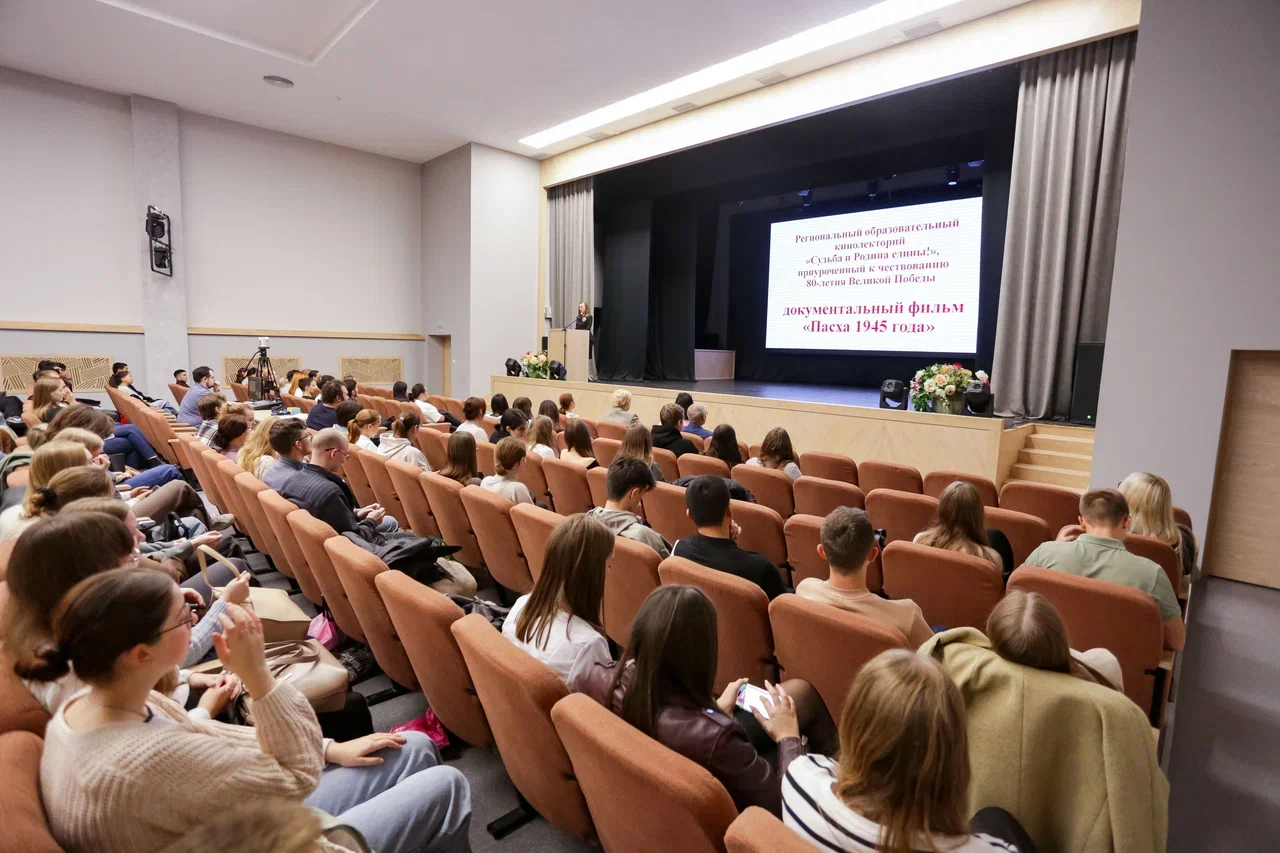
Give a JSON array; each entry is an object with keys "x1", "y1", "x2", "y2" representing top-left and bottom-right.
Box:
[
  {"x1": 597, "y1": 199, "x2": 652, "y2": 381},
  {"x1": 645, "y1": 201, "x2": 697, "y2": 381}
]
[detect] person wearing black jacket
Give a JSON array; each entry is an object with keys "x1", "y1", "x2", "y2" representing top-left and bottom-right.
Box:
[
  {"x1": 671, "y1": 475, "x2": 786, "y2": 600},
  {"x1": 650, "y1": 403, "x2": 698, "y2": 458},
  {"x1": 279, "y1": 430, "x2": 397, "y2": 542}
]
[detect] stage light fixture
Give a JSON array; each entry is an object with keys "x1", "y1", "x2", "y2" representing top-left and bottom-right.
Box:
[
  {"x1": 946, "y1": 166, "x2": 959, "y2": 186},
  {"x1": 145, "y1": 210, "x2": 167, "y2": 241},
  {"x1": 964, "y1": 381, "x2": 994, "y2": 417},
  {"x1": 145, "y1": 205, "x2": 173, "y2": 277},
  {"x1": 549, "y1": 360, "x2": 567, "y2": 381},
  {"x1": 151, "y1": 244, "x2": 171, "y2": 273},
  {"x1": 505, "y1": 358, "x2": 522, "y2": 377},
  {"x1": 879, "y1": 379, "x2": 907, "y2": 410}
]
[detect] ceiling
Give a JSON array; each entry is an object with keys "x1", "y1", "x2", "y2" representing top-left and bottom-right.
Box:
[{"x1": 0, "y1": 0, "x2": 1022, "y2": 163}]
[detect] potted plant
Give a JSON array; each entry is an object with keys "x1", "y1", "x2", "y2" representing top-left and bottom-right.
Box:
[
  {"x1": 910, "y1": 364, "x2": 989, "y2": 415},
  {"x1": 519, "y1": 351, "x2": 550, "y2": 379}
]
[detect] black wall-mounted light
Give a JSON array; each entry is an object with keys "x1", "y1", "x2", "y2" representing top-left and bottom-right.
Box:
[{"x1": 145, "y1": 205, "x2": 173, "y2": 277}]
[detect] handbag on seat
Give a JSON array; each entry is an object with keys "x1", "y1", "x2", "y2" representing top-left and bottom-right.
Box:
[{"x1": 197, "y1": 544, "x2": 310, "y2": 643}]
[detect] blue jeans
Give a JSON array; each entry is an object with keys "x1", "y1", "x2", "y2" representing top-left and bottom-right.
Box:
[
  {"x1": 105, "y1": 423, "x2": 159, "y2": 468},
  {"x1": 377, "y1": 517, "x2": 400, "y2": 534},
  {"x1": 304, "y1": 732, "x2": 471, "y2": 853},
  {"x1": 120, "y1": 464, "x2": 183, "y2": 490}
]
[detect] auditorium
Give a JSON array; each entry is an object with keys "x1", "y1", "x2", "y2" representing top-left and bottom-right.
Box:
[{"x1": 0, "y1": 0, "x2": 1275, "y2": 850}]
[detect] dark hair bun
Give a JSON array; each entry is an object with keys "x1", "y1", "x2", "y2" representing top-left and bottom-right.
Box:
[{"x1": 15, "y1": 644, "x2": 71, "y2": 682}]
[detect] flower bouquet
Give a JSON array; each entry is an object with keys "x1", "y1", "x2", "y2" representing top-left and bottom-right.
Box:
[
  {"x1": 519, "y1": 350, "x2": 550, "y2": 379},
  {"x1": 910, "y1": 363, "x2": 989, "y2": 414}
]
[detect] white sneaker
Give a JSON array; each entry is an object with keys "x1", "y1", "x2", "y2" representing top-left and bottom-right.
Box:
[{"x1": 211, "y1": 513, "x2": 235, "y2": 531}]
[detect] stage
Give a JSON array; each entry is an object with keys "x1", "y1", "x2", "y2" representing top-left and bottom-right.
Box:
[{"x1": 490, "y1": 375, "x2": 1030, "y2": 487}]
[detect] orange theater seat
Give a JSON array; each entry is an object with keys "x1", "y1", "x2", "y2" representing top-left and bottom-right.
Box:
[
  {"x1": 324, "y1": 536, "x2": 419, "y2": 691},
  {"x1": 731, "y1": 464, "x2": 794, "y2": 519},
  {"x1": 881, "y1": 541, "x2": 1003, "y2": 630},
  {"x1": 677, "y1": 454, "x2": 731, "y2": 479},
  {"x1": 510, "y1": 503, "x2": 565, "y2": 583},
  {"x1": 783, "y1": 514, "x2": 827, "y2": 587},
  {"x1": 542, "y1": 457, "x2": 595, "y2": 517},
  {"x1": 603, "y1": 536, "x2": 663, "y2": 649},
  {"x1": 793, "y1": 476, "x2": 865, "y2": 517},
  {"x1": 459, "y1": 485, "x2": 534, "y2": 595},
  {"x1": 798, "y1": 451, "x2": 858, "y2": 486},
  {"x1": 999, "y1": 481, "x2": 1082, "y2": 538},
  {"x1": 923, "y1": 470, "x2": 999, "y2": 507},
  {"x1": 859, "y1": 461, "x2": 923, "y2": 494},
  {"x1": 642, "y1": 482, "x2": 695, "y2": 544}
]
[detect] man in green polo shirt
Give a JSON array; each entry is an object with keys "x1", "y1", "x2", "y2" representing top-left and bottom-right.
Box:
[{"x1": 1026, "y1": 488, "x2": 1185, "y2": 651}]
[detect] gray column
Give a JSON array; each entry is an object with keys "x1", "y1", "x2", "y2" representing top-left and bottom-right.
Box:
[{"x1": 130, "y1": 96, "x2": 189, "y2": 392}]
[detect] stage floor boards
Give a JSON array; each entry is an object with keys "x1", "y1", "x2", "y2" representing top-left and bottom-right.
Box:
[{"x1": 611, "y1": 378, "x2": 885, "y2": 410}]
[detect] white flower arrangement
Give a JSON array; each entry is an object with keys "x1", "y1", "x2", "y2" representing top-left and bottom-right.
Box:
[{"x1": 909, "y1": 363, "x2": 991, "y2": 412}]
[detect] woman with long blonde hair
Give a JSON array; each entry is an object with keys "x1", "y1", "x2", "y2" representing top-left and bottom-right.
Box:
[
  {"x1": 31, "y1": 376, "x2": 71, "y2": 421},
  {"x1": 1119, "y1": 471, "x2": 1196, "y2": 575},
  {"x1": 913, "y1": 481, "x2": 1007, "y2": 574},
  {"x1": 617, "y1": 424, "x2": 663, "y2": 482},
  {"x1": 526, "y1": 415, "x2": 557, "y2": 461},
  {"x1": 783, "y1": 650, "x2": 1036, "y2": 852},
  {"x1": 237, "y1": 415, "x2": 278, "y2": 480},
  {"x1": 0, "y1": 463, "x2": 114, "y2": 542}
]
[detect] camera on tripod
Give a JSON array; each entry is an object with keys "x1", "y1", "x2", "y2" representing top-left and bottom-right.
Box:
[{"x1": 244, "y1": 337, "x2": 278, "y2": 402}]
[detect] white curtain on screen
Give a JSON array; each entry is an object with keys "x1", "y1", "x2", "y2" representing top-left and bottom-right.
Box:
[
  {"x1": 548, "y1": 178, "x2": 595, "y2": 328},
  {"x1": 993, "y1": 33, "x2": 1136, "y2": 419}
]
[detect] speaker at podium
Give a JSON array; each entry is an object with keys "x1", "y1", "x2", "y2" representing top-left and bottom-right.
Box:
[{"x1": 549, "y1": 329, "x2": 590, "y2": 382}]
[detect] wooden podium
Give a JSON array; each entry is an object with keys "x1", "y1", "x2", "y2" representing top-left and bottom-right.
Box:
[{"x1": 549, "y1": 328, "x2": 590, "y2": 382}]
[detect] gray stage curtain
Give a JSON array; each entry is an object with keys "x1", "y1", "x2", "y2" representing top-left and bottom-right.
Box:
[
  {"x1": 548, "y1": 177, "x2": 595, "y2": 328},
  {"x1": 992, "y1": 33, "x2": 1135, "y2": 419}
]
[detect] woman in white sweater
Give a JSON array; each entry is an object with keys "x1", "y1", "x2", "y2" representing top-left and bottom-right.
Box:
[
  {"x1": 379, "y1": 411, "x2": 432, "y2": 471},
  {"x1": 29, "y1": 568, "x2": 472, "y2": 853},
  {"x1": 480, "y1": 436, "x2": 536, "y2": 505}
]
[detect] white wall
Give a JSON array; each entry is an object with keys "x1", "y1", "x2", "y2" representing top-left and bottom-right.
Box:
[
  {"x1": 0, "y1": 68, "x2": 139, "y2": 324},
  {"x1": 1093, "y1": 0, "x2": 1280, "y2": 531},
  {"x1": 421, "y1": 145, "x2": 473, "y2": 395},
  {"x1": 180, "y1": 111, "x2": 423, "y2": 332},
  {"x1": 469, "y1": 145, "x2": 540, "y2": 397}
]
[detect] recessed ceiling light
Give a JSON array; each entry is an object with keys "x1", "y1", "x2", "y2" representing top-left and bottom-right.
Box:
[
  {"x1": 519, "y1": 0, "x2": 961, "y2": 149},
  {"x1": 263, "y1": 75, "x2": 294, "y2": 88}
]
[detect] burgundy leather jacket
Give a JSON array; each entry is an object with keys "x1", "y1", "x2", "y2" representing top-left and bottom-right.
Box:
[{"x1": 571, "y1": 660, "x2": 802, "y2": 815}]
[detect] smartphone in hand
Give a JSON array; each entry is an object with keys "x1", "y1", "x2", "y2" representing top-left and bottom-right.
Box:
[{"x1": 735, "y1": 683, "x2": 772, "y2": 720}]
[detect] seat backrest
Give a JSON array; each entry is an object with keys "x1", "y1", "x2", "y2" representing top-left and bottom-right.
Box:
[
  {"x1": 998, "y1": 481, "x2": 1081, "y2": 537},
  {"x1": 415, "y1": 427, "x2": 450, "y2": 472},
  {"x1": 258, "y1": 490, "x2": 325, "y2": 605},
  {"x1": 474, "y1": 441, "x2": 496, "y2": 477},
  {"x1": 444, "y1": 398, "x2": 466, "y2": 421},
  {"x1": 357, "y1": 394, "x2": 378, "y2": 411},
  {"x1": 420, "y1": 472, "x2": 484, "y2": 569},
  {"x1": 881, "y1": 541, "x2": 1003, "y2": 630},
  {"x1": 642, "y1": 482, "x2": 696, "y2": 543},
  {"x1": 865, "y1": 489, "x2": 939, "y2": 546},
  {"x1": 324, "y1": 536, "x2": 419, "y2": 690},
  {"x1": 552, "y1": 693, "x2": 737, "y2": 853},
  {"x1": 652, "y1": 447, "x2": 680, "y2": 483},
  {"x1": 798, "y1": 451, "x2": 858, "y2": 486},
  {"x1": 575, "y1": 417, "x2": 599, "y2": 440},
  {"x1": 0, "y1": 645, "x2": 51, "y2": 737},
  {"x1": 375, "y1": 571, "x2": 493, "y2": 748},
  {"x1": 376, "y1": 397, "x2": 401, "y2": 420},
  {"x1": 518, "y1": 452, "x2": 552, "y2": 509},
  {"x1": 299, "y1": 397, "x2": 316, "y2": 413},
  {"x1": 603, "y1": 535, "x2": 662, "y2": 648},
  {"x1": 1008, "y1": 567, "x2": 1163, "y2": 715},
  {"x1": 729, "y1": 500, "x2": 787, "y2": 573},
  {"x1": 289, "y1": 510, "x2": 364, "y2": 642},
  {"x1": 1173, "y1": 506, "x2": 1192, "y2": 530},
  {"x1": 793, "y1": 476, "x2": 865, "y2": 517},
  {"x1": 451, "y1": 614, "x2": 594, "y2": 838},
  {"x1": 984, "y1": 506, "x2": 1051, "y2": 569},
  {"x1": 230, "y1": 382, "x2": 249, "y2": 402},
  {"x1": 426, "y1": 394, "x2": 449, "y2": 413},
  {"x1": 542, "y1": 457, "x2": 594, "y2": 516},
  {"x1": 678, "y1": 454, "x2": 731, "y2": 479},
  {"x1": 685, "y1": 433, "x2": 706, "y2": 451},
  {"x1": 923, "y1": 470, "x2": 1000, "y2": 507},
  {"x1": 510, "y1": 503, "x2": 565, "y2": 583},
  {"x1": 190, "y1": 448, "x2": 227, "y2": 512},
  {"x1": 783, "y1": 514, "x2": 827, "y2": 587},
  {"x1": 233, "y1": 472, "x2": 289, "y2": 579},
  {"x1": 386, "y1": 459, "x2": 441, "y2": 538},
  {"x1": 858, "y1": 461, "x2": 923, "y2": 494},
  {"x1": 726, "y1": 807, "x2": 814, "y2": 853},
  {"x1": 768, "y1": 594, "x2": 908, "y2": 719},
  {"x1": 595, "y1": 421, "x2": 628, "y2": 441},
  {"x1": 0, "y1": 538, "x2": 14, "y2": 582},
  {"x1": 591, "y1": 438, "x2": 620, "y2": 468},
  {"x1": 730, "y1": 464, "x2": 794, "y2": 518},
  {"x1": 168, "y1": 383, "x2": 187, "y2": 404},
  {"x1": 215, "y1": 459, "x2": 260, "y2": 544},
  {"x1": 357, "y1": 449, "x2": 408, "y2": 529},
  {"x1": 0, "y1": 730, "x2": 63, "y2": 853},
  {"x1": 459, "y1": 485, "x2": 533, "y2": 594},
  {"x1": 1124, "y1": 534, "x2": 1181, "y2": 597},
  {"x1": 586, "y1": 466, "x2": 608, "y2": 508},
  {"x1": 342, "y1": 445, "x2": 379, "y2": 508},
  {"x1": 658, "y1": 556, "x2": 773, "y2": 691}
]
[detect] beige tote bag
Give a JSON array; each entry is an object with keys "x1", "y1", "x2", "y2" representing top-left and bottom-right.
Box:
[{"x1": 197, "y1": 544, "x2": 310, "y2": 643}]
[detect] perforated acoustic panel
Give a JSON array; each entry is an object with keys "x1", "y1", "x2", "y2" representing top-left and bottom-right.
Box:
[
  {"x1": 1, "y1": 355, "x2": 114, "y2": 393},
  {"x1": 340, "y1": 356, "x2": 403, "y2": 385},
  {"x1": 221, "y1": 355, "x2": 302, "y2": 387}
]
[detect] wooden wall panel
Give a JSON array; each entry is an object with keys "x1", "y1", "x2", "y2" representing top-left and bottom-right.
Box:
[
  {"x1": 1, "y1": 354, "x2": 113, "y2": 393},
  {"x1": 340, "y1": 356, "x2": 404, "y2": 386}
]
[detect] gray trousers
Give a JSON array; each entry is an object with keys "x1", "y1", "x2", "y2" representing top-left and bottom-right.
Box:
[{"x1": 304, "y1": 731, "x2": 472, "y2": 853}]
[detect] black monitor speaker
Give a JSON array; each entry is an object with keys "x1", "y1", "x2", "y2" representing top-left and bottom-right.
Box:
[
  {"x1": 1069, "y1": 342, "x2": 1104, "y2": 425},
  {"x1": 879, "y1": 379, "x2": 907, "y2": 410}
]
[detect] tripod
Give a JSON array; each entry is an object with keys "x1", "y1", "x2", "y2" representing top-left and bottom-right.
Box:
[{"x1": 242, "y1": 347, "x2": 279, "y2": 401}]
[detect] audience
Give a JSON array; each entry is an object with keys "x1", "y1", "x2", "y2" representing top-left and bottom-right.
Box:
[
  {"x1": 236, "y1": 415, "x2": 279, "y2": 480},
  {"x1": 488, "y1": 409, "x2": 527, "y2": 444},
  {"x1": 438, "y1": 432, "x2": 482, "y2": 487},
  {"x1": 651, "y1": 403, "x2": 698, "y2": 457},
  {"x1": 49, "y1": 419, "x2": 181, "y2": 493},
  {"x1": 489, "y1": 393, "x2": 509, "y2": 418},
  {"x1": 305, "y1": 380, "x2": 345, "y2": 430},
  {"x1": 344, "y1": 378, "x2": 359, "y2": 399},
  {"x1": 110, "y1": 368, "x2": 178, "y2": 416},
  {"x1": 0, "y1": 464, "x2": 114, "y2": 541},
  {"x1": 502, "y1": 514, "x2": 612, "y2": 683},
  {"x1": 572, "y1": 584, "x2": 834, "y2": 815},
  {"x1": 683, "y1": 402, "x2": 712, "y2": 439},
  {"x1": 796, "y1": 507, "x2": 934, "y2": 647},
  {"x1": 280, "y1": 430, "x2": 397, "y2": 542},
  {"x1": 747, "y1": 427, "x2": 802, "y2": 481},
  {"x1": 587, "y1": 457, "x2": 670, "y2": 558},
  {"x1": 1026, "y1": 489, "x2": 1184, "y2": 650},
  {"x1": 347, "y1": 408, "x2": 381, "y2": 451},
  {"x1": 409, "y1": 383, "x2": 445, "y2": 424},
  {"x1": 47, "y1": 405, "x2": 180, "y2": 487},
  {"x1": 456, "y1": 397, "x2": 489, "y2": 442},
  {"x1": 333, "y1": 399, "x2": 364, "y2": 436},
  {"x1": 703, "y1": 424, "x2": 745, "y2": 467},
  {"x1": 173, "y1": 368, "x2": 189, "y2": 388},
  {"x1": 559, "y1": 419, "x2": 598, "y2": 469},
  {"x1": 601, "y1": 388, "x2": 641, "y2": 428},
  {"x1": 195, "y1": 393, "x2": 226, "y2": 445},
  {"x1": 1119, "y1": 472, "x2": 1197, "y2": 576},
  {"x1": 210, "y1": 414, "x2": 250, "y2": 461},
  {"x1": 537, "y1": 399, "x2": 562, "y2": 431},
  {"x1": 480, "y1": 437, "x2": 535, "y2": 505},
  {"x1": 783, "y1": 650, "x2": 1036, "y2": 852},
  {"x1": 1, "y1": 439, "x2": 88, "y2": 512},
  {"x1": 30, "y1": 376, "x2": 71, "y2": 422},
  {"x1": 525, "y1": 415, "x2": 558, "y2": 460},
  {"x1": 671, "y1": 475, "x2": 785, "y2": 600},
  {"x1": 674, "y1": 392, "x2": 694, "y2": 418},
  {"x1": 558, "y1": 392, "x2": 578, "y2": 419},
  {"x1": 30, "y1": 569, "x2": 473, "y2": 853},
  {"x1": 380, "y1": 412, "x2": 431, "y2": 471},
  {"x1": 986, "y1": 590, "x2": 1122, "y2": 690},
  {"x1": 617, "y1": 423, "x2": 664, "y2": 482},
  {"x1": 914, "y1": 481, "x2": 1010, "y2": 577},
  {"x1": 391, "y1": 380, "x2": 409, "y2": 401},
  {"x1": 176, "y1": 366, "x2": 220, "y2": 426},
  {"x1": 262, "y1": 418, "x2": 310, "y2": 492},
  {"x1": 511, "y1": 396, "x2": 534, "y2": 425}
]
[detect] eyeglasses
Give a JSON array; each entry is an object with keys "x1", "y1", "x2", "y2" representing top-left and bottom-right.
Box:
[{"x1": 157, "y1": 606, "x2": 197, "y2": 635}]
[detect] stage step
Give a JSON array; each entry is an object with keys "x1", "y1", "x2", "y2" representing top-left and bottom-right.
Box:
[
  {"x1": 1009, "y1": 463, "x2": 1090, "y2": 491},
  {"x1": 1030, "y1": 423, "x2": 1096, "y2": 439},
  {"x1": 1025, "y1": 433, "x2": 1094, "y2": 454},
  {"x1": 1018, "y1": 447, "x2": 1093, "y2": 472}
]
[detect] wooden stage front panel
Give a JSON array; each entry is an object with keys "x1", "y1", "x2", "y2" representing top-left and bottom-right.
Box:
[{"x1": 491, "y1": 376, "x2": 1015, "y2": 485}]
